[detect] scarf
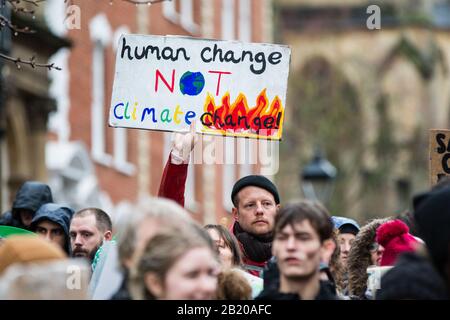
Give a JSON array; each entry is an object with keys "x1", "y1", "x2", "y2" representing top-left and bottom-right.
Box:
[{"x1": 233, "y1": 222, "x2": 273, "y2": 263}]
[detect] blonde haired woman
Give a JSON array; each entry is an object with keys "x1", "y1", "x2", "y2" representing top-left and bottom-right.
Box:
[{"x1": 129, "y1": 224, "x2": 220, "y2": 300}]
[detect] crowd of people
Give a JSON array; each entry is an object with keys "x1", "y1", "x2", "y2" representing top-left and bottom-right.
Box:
[{"x1": 0, "y1": 130, "x2": 449, "y2": 300}]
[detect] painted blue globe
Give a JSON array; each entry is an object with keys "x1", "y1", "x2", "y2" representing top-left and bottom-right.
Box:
[{"x1": 180, "y1": 71, "x2": 205, "y2": 96}]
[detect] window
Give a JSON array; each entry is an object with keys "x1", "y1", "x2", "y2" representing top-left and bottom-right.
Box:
[
  {"x1": 237, "y1": 138, "x2": 254, "y2": 178},
  {"x1": 48, "y1": 48, "x2": 70, "y2": 142},
  {"x1": 163, "y1": 0, "x2": 199, "y2": 34},
  {"x1": 223, "y1": 137, "x2": 236, "y2": 212},
  {"x1": 90, "y1": 16, "x2": 135, "y2": 175},
  {"x1": 238, "y1": 0, "x2": 251, "y2": 42},
  {"x1": 91, "y1": 39, "x2": 112, "y2": 166},
  {"x1": 222, "y1": 0, "x2": 235, "y2": 40},
  {"x1": 112, "y1": 27, "x2": 135, "y2": 175},
  {"x1": 163, "y1": 0, "x2": 177, "y2": 23},
  {"x1": 90, "y1": 14, "x2": 112, "y2": 165}
]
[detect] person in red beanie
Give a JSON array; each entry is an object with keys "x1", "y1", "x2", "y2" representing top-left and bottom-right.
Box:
[{"x1": 375, "y1": 219, "x2": 418, "y2": 266}]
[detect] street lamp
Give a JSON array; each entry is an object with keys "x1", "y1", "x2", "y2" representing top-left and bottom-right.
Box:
[{"x1": 301, "y1": 149, "x2": 337, "y2": 205}]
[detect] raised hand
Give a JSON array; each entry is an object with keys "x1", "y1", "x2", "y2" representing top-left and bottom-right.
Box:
[{"x1": 171, "y1": 121, "x2": 198, "y2": 164}]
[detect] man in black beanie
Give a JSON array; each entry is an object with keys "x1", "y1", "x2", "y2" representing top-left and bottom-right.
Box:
[
  {"x1": 157, "y1": 130, "x2": 281, "y2": 278},
  {"x1": 230, "y1": 175, "x2": 281, "y2": 277}
]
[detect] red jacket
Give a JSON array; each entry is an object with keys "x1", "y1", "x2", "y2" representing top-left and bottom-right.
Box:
[
  {"x1": 158, "y1": 154, "x2": 188, "y2": 207},
  {"x1": 158, "y1": 154, "x2": 268, "y2": 278}
]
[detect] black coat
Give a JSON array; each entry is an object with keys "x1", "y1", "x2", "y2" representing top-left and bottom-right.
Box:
[
  {"x1": 0, "y1": 181, "x2": 53, "y2": 229},
  {"x1": 255, "y1": 280, "x2": 338, "y2": 300},
  {"x1": 376, "y1": 251, "x2": 449, "y2": 300}
]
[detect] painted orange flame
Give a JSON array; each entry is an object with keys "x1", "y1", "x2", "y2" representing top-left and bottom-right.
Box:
[{"x1": 201, "y1": 89, "x2": 283, "y2": 137}]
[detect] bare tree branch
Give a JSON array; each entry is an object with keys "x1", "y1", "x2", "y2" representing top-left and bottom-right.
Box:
[
  {"x1": 0, "y1": 0, "x2": 171, "y2": 70},
  {"x1": 64, "y1": 0, "x2": 170, "y2": 5},
  {"x1": 0, "y1": 52, "x2": 62, "y2": 70},
  {"x1": 0, "y1": 13, "x2": 34, "y2": 34}
]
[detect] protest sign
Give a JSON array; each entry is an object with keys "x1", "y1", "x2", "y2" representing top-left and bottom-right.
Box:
[
  {"x1": 109, "y1": 34, "x2": 291, "y2": 140},
  {"x1": 429, "y1": 129, "x2": 450, "y2": 186}
]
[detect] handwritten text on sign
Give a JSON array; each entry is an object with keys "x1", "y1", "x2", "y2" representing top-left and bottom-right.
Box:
[
  {"x1": 108, "y1": 35, "x2": 291, "y2": 140},
  {"x1": 429, "y1": 129, "x2": 450, "y2": 185}
]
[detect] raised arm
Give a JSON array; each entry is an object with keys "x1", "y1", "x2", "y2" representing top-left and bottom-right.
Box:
[{"x1": 158, "y1": 123, "x2": 198, "y2": 207}]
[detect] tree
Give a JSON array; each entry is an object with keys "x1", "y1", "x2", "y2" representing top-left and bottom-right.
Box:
[{"x1": 0, "y1": 0, "x2": 169, "y2": 70}]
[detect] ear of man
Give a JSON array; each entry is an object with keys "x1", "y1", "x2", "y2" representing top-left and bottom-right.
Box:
[
  {"x1": 232, "y1": 207, "x2": 239, "y2": 221},
  {"x1": 104, "y1": 230, "x2": 113, "y2": 241}
]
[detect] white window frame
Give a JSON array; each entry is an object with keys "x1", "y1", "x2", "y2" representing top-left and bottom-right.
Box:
[
  {"x1": 163, "y1": 0, "x2": 178, "y2": 24},
  {"x1": 112, "y1": 27, "x2": 136, "y2": 176},
  {"x1": 238, "y1": 0, "x2": 251, "y2": 42},
  {"x1": 90, "y1": 14, "x2": 114, "y2": 167},
  {"x1": 223, "y1": 137, "x2": 236, "y2": 212},
  {"x1": 113, "y1": 127, "x2": 135, "y2": 175},
  {"x1": 163, "y1": 0, "x2": 199, "y2": 34},
  {"x1": 222, "y1": 0, "x2": 235, "y2": 40},
  {"x1": 237, "y1": 138, "x2": 254, "y2": 178}
]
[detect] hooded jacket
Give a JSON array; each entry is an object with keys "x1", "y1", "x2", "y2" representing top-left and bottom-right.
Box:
[
  {"x1": 30, "y1": 203, "x2": 74, "y2": 255},
  {"x1": 346, "y1": 218, "x2": 391, "y2": 299},
  {"x1": 0, "y1": 182, "x2": 53, "y2": 229}
]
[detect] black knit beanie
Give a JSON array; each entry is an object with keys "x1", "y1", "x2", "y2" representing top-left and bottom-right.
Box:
[{"x1": 231, "y1": 175, "x2": 280, "y2": 206}]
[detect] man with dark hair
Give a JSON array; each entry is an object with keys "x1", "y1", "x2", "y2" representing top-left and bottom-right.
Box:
[
  {"x1": 257, "y1": 200, "x2": 337, "y2": 300},
  {"x1": 69, "y1": 208, "x2": 112, "y2": 263},
  {"x1": 0, "y1": 181, "x2": 53, "y2": 230},
  {"x1": 30, "y1": 203, "x2": 74, "y2": 255}
]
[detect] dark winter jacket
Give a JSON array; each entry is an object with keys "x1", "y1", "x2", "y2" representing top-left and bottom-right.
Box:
[
  {"x1": 30, "y1": 203, "x2": 74, "y2": 255},
  {"x1": 263, "y1": 256, "x2": 280, "y2": 292},
  {"x1": 376, "y1": 251, "x2": 449, "y2": 300},
  {"x1": 0, "y1": 181, "x2": 53, "y2": 229},
  {"x1": 413, "y1": 186, "x2": 450, "y2": 276},
  {"x1": 347, "y1": 218, "x2": 391, "y2": 299},
  {"x1": 256, "y1": 280, "x2": 338, "y2": 300}
]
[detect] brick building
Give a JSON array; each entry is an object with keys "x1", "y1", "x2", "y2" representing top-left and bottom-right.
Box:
[
  {"x1": 44, "y1": 0, "x2": 275, "y2": 226},
  {"x1": 274, "y1": 0, "x2": 450, "y2": 221}
]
